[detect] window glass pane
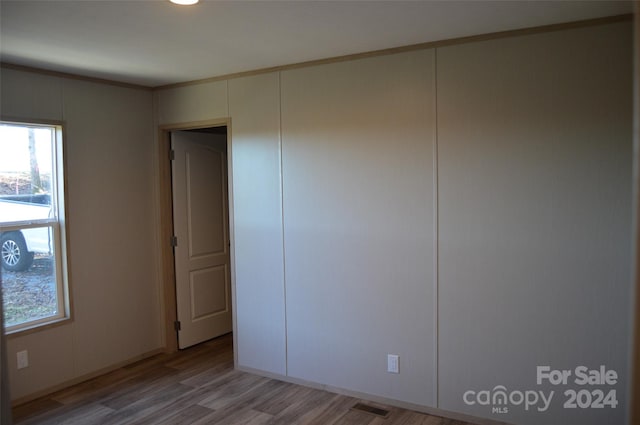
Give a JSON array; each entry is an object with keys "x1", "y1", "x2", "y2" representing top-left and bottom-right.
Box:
[
  {"x1": 0, "y1": 122, "x2": 66, "y2": 332},
  {"x1": 0, "y1": 124, "x2": 54, "y2": 223},
  {"x1": 1, "y1": 226, "x2": 58, "y2": 328}
]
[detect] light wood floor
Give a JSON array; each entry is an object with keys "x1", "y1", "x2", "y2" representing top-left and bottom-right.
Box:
[{"x1": 13, "y1": 334, "x2": 476, "y2": 425}]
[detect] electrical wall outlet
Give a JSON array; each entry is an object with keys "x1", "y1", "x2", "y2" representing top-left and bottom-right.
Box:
[
  {"x1": 387, "y1": 354, "x2": 399, "y2": 374},
  {"x1": 17, "y1": 350, "x2": 29, "y2": 369}
]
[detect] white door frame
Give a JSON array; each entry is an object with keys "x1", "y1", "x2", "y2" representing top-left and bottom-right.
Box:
[{"x1": 157, "y1": 119, "x2": 236, "y2": 355}]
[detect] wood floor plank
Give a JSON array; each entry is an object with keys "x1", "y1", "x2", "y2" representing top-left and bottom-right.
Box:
[
  {"x1": 190, "y1": 401, "x2": 265, "y2": 425},
  {"x1": 100, "y1": 366, "x2": 184, "y2": 410},
  {"x1": 298, "y1": 393, "x2": 359, "y2": 425},
  {"x1": 268, "y1": 388, "x2": 337, "y2": 424},
  {"x1": 192, "y1": 378, "x2": 286, "y2": 423},
  {"x1": 127, "y1": 386, "x2": 215, "y2": 425},
  {"x1": 196, "y1": 371, "x2": 271, "y2": 410},
  {"x1": 178, "y1": 356, "x2": 234, "y2": 388},
  {"x1": 134, "y1": 404, "x2": 214, "y2": 425},
  {"x1": 388, "y1": 410, "x2": 445, "y2": 425},
  {"x1": 98, "y1": 383, "x2": 195, "y2": 425},
  {"x1": 12, "y1": 333, "x2": 481, "y2": 425},
  {"x1": 210, "y1": 408, "x2": 273, "y2": 425},
  {"x1": 19, "y1": 402, "x2": 115, "y2": 425},
  {"x1": 252, "y1": 381, "x2": 313, "y2": 415},
  {"x1": 332, "y1": 409, "x2": 377, "y2": 425}
]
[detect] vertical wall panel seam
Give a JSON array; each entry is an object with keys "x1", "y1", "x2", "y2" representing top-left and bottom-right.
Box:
[
  {"x1": 279, "y1": 71, "x2": 289, "y2": 376},
  {"x1": 226, "y1": 79, "x2": 229, "y2": 117},
  {"x1": 433, "y1": 48, "x2": 440, "y2": 409},
  {"x1": 151, "y1": 90, "x2": 165, "y2": 349},
  {"x1": 225, "y1": 79, "x2": 237, "y2": 368}
]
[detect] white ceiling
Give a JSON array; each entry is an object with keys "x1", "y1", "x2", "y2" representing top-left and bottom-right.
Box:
[{"x1": 0, "y1": 1, "x2": 633, "y2": 87}]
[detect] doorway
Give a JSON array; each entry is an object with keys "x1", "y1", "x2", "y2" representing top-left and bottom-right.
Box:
[{"x1": 158, "y1": 122, "x2": 232, "y2": 351}]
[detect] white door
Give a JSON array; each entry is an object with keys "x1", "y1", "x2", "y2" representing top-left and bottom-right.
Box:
[{"x1": 171, "y1": 130, "x2": 231, "y2": 349}]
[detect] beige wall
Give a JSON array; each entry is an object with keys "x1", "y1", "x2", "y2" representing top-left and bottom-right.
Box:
[
  {"x1": 1, "y1": 68, "x2": 162, "y2": 400},
  {"x1": 156, "y1": 80, "x2": 227, "y2": 125}
]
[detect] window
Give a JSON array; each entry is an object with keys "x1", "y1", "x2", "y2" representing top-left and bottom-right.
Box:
[{"x1": 0, "y1": 121, "x2": 69, "y2": 333}]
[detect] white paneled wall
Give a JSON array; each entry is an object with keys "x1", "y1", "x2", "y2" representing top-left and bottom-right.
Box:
[
  {"x1": 437, "y1": 23, "x2": 632, "y2": 425},
  {"x1": 228, "y1": 73, "x2": 287, "y2": 375},
  {"x1": 281, "y1": 51, "x2": 437, "y2": 406}
]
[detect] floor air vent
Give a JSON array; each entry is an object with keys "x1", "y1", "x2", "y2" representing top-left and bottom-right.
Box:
[{"x1": 350, "y1": 402, "x2": 391, "y2": 418}]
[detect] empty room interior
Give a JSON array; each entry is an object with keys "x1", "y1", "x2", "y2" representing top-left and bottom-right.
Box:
[{"x1": 0, "y1": 1, "x2": 639, "y2": 425}]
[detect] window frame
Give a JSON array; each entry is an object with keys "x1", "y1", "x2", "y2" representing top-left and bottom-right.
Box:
[{"x1": 0, "y1": 119, "x2": 71, "y2": 336}]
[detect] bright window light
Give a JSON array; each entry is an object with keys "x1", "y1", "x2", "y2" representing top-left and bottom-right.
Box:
[{"x1": 0, "y1": 121, "x2": 70, "y2": 333}]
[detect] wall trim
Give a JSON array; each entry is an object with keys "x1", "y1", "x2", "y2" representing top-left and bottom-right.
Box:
[{"x1": 0, "y1": 62, "x2": 151, "y2": 91}]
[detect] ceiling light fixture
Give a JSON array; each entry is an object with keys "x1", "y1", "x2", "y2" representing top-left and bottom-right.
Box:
[{"x1": 170, "y1": 0, "x2": 199, "y2": 5}]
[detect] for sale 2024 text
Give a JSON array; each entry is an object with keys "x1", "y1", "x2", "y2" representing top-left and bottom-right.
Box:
[{"x1": 537, "y1": 365, "x2": 618, "y2": 409}]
